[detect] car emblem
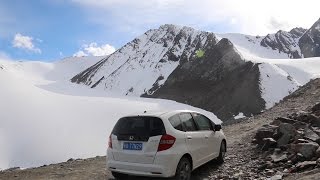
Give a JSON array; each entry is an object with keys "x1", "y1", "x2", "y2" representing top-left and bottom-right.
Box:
[{"x1": 129, "y1": 136, "x2": 134, "y2": 140}]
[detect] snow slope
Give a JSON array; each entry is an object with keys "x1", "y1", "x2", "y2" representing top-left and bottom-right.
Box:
[
  {"x1": 0, "y1": 56, "x2": 104, "y2": 84},
  {"x1": 218, "y1": 33, "x2": 320, "y2": 108},
  {"x1": 221, "y1": 39, "x2": 320, "y2": 108},
  {"x1": 259, "y1": 58, "x2": 320, "y2": 108},
  {"x1": 0, "y1": 58, "x2": 220, "y2": 170},
  {"x1": 218, "y1": 33, "x2": 292, "y2": 59}
]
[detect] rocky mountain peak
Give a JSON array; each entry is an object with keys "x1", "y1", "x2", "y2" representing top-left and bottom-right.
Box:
[
  {"x1": 289, "y1": 27, "x2": 307, "y2": 38},
  {"x1": 71, "y1": 24, "x2": 219, "y2": 96},
  {"x1": 215, "y1": 38, "x2": 234, "y2": 49},
  {"x1": 158, "y1": 24, "x2": 182, "y2": 33},
  {"x1": 260, "y1": 29, "x2": 302, "y2": 58},
  {"x1": 299, "y1": 18, "x2": 320, "y2": 58}
]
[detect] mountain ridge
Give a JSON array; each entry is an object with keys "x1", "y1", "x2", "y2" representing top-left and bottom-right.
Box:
[{"x1": 71, "y1": 19, "x2": 320, "y2": 121}]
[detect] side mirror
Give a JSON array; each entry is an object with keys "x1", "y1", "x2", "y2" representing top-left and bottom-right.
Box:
[{"x1": 214, "y1": 124, "x2": 222, "y2": 131}]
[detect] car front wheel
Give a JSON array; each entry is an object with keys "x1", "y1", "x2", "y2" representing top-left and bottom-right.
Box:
[{"x1": 173, "y1": 157, "x2": 192, "y2": 180}]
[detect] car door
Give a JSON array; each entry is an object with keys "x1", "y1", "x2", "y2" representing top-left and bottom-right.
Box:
[
  {"x1": 179, "y1": 113, "x2": 206, "y2": 167},
  {"x1": 192, "y1": 113, "x2": 220, "y2": 160}
]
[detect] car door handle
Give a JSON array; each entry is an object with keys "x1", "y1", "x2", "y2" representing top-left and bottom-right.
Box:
[
  {"x1": 187, "y1": 136, "x2": 192, "y2": 140},
  {"x1": 205, "y1": 136, "x2": 209, "y2": 139}
]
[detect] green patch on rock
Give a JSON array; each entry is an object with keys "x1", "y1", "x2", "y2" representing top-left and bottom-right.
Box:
[{"x1": 196, "y1": 49, "x2": 205, "y2": 58}]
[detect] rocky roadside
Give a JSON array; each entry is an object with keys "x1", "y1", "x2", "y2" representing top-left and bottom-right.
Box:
[
  {"x1": 0, "y1": 78, "x2": 320, "y2": 180},
  {"x1": 253, "y1": 103, "x2": 320, "y2": 179}
]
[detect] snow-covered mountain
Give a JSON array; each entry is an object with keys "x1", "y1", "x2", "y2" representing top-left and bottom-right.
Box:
[
  {"x1": 71, "y1": 19, "x2": 320, "y2": 121},
  {"x1": 71, "y1": 24, "x2": 218, "y2": 96},
  {"x1": 222, "y1": 18, "x2": 320, "y2": 59},
  {"x1": 260, "y1": 28, "x2": 305, "y2": 58}
]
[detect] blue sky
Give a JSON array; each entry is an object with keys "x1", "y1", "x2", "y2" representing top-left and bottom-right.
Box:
[
  {"x1": 1, "y1": 0, "x2": 319, "y2": 61},
  {"x1": 0, "y1": 0, "x2": 131, "y2": 61}
]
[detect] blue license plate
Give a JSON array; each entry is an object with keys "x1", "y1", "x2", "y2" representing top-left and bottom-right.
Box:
[{"x1": 123, "y1": 142, "x2": 143, "y2": 150}]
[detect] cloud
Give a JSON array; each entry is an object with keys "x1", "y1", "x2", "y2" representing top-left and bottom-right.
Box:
[
  {"x1": 73, "y1": 42, "x2": 116, "y2": 57},
  {"x1": 12, "y1": 33, "x2": 41, "y2": 53},
  {"x1": 73, "y1": 50, "x2": 87, "y2": 57},
  {"x1": 71, "y1": 0, "x2": 320, "y2": 35}
]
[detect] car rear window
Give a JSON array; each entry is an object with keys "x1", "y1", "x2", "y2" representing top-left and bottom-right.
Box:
[{"x1": 112, "y1": 116, "x2": 166, "y2": 137}]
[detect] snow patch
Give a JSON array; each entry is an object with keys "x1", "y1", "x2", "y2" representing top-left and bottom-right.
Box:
[
  {"x1": 259, "y1": 63, "x2": 300, "y2": 109},
  {"x1": 234, "y1": 112, "x2": 246, "y2": 119}
]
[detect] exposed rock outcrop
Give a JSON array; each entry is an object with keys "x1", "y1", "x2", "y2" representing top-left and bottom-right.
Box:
[
  {"x1": 253, "y1": 103, "x2": 320, "y2": 173},
  {"x1": 299, "y1": 18, "x2": 320, "y2": 58},
  {"x1": 144, "y1": 38, "x2": 265, "y2": 121}
]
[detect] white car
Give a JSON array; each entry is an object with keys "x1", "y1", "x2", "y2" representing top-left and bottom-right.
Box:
[{"x1": 107, "y1": 110, "x2": 226, "y2": 180}]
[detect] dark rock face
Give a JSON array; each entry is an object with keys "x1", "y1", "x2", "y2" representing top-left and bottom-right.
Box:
[
  {"x1": 259, "y1": 18, "x2": 320, "y2": 59},
  {"x1": 260, "y1": 29, "x2": 305, "y2": 58},
  {"x1": 71, "y1": 58, "x2": 108, "y2": 86},
  {"x1": 143, "y1": 38, "x2": 265, "y2": 121},
  {"x1": 299, "y1": 18, "x2": 320, "y2": 58}
]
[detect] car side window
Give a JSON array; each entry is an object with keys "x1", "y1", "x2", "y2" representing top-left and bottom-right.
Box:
[
  {"x1": 192, "y1": 113, "x2": 213, "y2": 131},
  {"x1": 179, "y1": 113, "x2": 197, "y2": 131},
  {"x1": 168, "y1": 114, "x2": 184, "y2": 131}
]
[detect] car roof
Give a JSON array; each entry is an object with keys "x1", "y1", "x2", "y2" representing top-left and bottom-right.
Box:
[
  {"x1": 122, "y1": 109, "x2": 222, "y2": 125},
  {"x1": 124, "y1": 109, "x2": 199, "y2": 118}
]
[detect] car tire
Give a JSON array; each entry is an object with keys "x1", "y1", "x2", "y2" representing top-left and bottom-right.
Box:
[
  {"x1": 111, "y1": 171, "x2": 128, "y2": 180},
  {"x1": 173, "y1": 157, "x2": 192, "y2": 180},
  {"x1": 216, "y1": 140, "x2": 226, "y2": 164}
]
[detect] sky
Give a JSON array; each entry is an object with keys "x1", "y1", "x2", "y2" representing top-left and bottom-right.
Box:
[{"x1": 0, "y1": 0, "x2": 319, "y2": 62}]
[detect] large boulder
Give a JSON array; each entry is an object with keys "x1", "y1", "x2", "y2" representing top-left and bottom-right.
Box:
[
  {"x1": 274, "y1": 117, "x2": 298, "y2": 124},
  {"x1": 297, "y1": 113, "x2": 318, "y2": 124},
  {"x1": 312, "y1": 127, "x2": 320, "y2": 136},
  {"x1": 262, "y1": 138, "x2": 277, "y2": 150},
  {"x1": 312, "y1": 102, "x2": 320, "y2": 116},
  {"x1": 290, "y1": 142, "x2": 319, "y2": 160},
  {"x1": 304, "y1": 128, "x2": 320, "y2": 143},
  {"x1": 310, "y1": 114, "x2": 320, "y2": 127},
  {"x1": 294, "y1": 161, "x2": 317, "y2": 172},
  {"x1": 292, "y1": 121, "x2": 308, "y2": 130},
  {"x1": 277, "y1": 123, "x2": 296, "y2": 147},
  {"x1": 270, "y1": 151, "x2": 288, "y2": 163},
  {"x1": 255, "y1": 125, "x2": 278, "y2": 144}
]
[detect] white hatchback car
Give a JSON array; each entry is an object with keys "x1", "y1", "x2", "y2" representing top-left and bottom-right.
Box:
[{"x1": 107, "y1": 110, "x2": 226, "y2": 180}]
